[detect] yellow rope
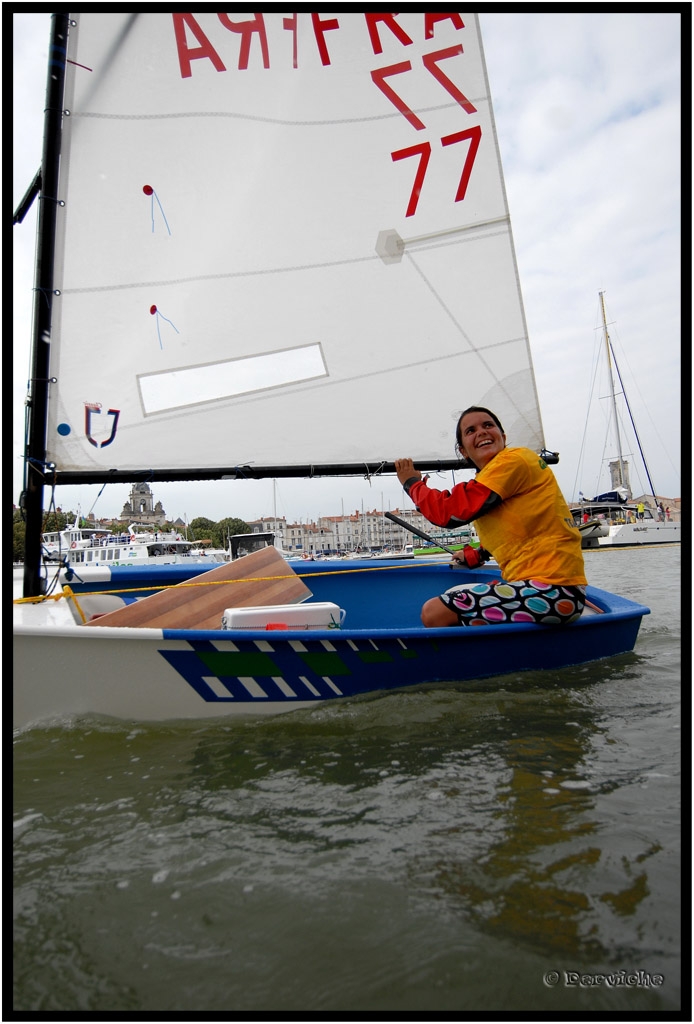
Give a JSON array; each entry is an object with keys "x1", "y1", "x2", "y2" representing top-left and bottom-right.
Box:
[
  {"x1": 13, "y1": 558, "x2": 448, "y2": 604},
  {"x1": 14, "y1": 591, "x2": 66, "y2": 605},
  {"x1": 61, "y1": 585, "x2": 87, "y2": 624}
]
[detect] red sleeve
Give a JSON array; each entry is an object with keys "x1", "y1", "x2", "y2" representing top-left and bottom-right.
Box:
[{"x1": 408, "y1": 477, "x2": 500, "y2": 528}]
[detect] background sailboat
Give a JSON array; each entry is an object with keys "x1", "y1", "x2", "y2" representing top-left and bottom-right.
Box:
[
  {"x1": 14, "y1": 13, "x2": 649, "y2": 729},
  {"x1": 571, "y1": 291, "x2": 681, "y2": 548}
]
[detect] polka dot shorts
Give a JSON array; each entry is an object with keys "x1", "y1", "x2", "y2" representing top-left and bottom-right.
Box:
[{"x1": 439, "y1": 579, "x2": 586, "y2": 627}]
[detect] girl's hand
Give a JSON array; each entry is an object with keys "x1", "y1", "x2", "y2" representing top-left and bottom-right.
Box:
[{"x1": 395, "y1": 458, "x2": 422, "y2": 487}]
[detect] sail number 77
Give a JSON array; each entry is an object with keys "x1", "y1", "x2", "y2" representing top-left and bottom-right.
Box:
[
  {"x1": 371, "y1": 45, "x2": 482, "y2": 217},
  {"x1": 392, "y1": 128, "x2": 482, "y2": 218}
]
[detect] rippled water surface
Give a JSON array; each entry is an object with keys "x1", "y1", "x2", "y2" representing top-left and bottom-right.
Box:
[{"x1": 13, "y1": 548, "x2": 682, "y2": 1013}]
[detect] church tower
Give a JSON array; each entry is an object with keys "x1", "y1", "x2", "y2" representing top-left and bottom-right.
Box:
[{"x1": 120, "y1": 482, "x2": 167, "y2": 525}]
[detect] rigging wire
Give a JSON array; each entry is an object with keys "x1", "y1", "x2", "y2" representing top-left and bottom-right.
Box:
[
  {"x1": 607, "y1": 316, "x2": 680, "y2": 488},
  {"x1": 86, "y1": 482, "x2": 108, "y2": 520},
  {"x1": 609, "y1": 338, "x2": 659, "y2": 500},
  {"x1": 571, "y1": 320, "x2": 604, "y2": 501}
]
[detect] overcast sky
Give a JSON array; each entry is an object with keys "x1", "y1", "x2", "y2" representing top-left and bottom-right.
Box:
[{"x1": 13, "y1": 12, "x2": 683, "y2": 526}]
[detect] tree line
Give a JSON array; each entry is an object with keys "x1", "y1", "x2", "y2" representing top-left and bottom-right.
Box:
[{"x1": 12, "y1": 509, "x2": 250, "y2": 563}]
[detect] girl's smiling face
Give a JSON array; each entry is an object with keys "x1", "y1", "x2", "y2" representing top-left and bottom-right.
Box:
[{"x1": 458, "y1": 410, "x2": 506, "y2": 469}]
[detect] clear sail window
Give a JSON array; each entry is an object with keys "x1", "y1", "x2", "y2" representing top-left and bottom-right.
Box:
[{"x1": 138, "y1": 344, "x2": 327, "y2": 415}]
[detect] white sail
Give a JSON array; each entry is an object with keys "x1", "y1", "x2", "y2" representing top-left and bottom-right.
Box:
[{"x1": 48, "y1": 12, "x2": 545, "y2": 478}]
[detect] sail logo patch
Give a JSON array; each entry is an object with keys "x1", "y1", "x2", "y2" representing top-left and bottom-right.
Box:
[{"x1": 85, "y1": 403, "x2": 120, "y2": 448}]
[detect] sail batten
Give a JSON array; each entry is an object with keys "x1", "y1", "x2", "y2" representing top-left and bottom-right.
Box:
[{"x1": 46, "y1": 12, "x2": 545, "y2": 480}]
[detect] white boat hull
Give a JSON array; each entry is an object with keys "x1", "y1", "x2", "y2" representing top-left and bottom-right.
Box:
[
  {"x1": 583, "y1": 521, "x2": 681, "y2": 548},
  {"x1": 13, "y1": 560, "x2": 649, "y2": 731},
  {"x1": 578, "y1": 519, "x2": 610, "y2": 540},
  {"x1": 13, "y1": 621, "x2": 319, "y2": 726}
]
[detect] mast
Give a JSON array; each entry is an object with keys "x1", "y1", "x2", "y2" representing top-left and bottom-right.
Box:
[
  {"x1": 272, "y1": 480, "x2": 277, "y2": 547},
  {"x1": 599, "y1": 290, "x2": 628, "y2": 495},
  {"x1": 21, "y1": 13, "x2": 70, "y2": 598}
]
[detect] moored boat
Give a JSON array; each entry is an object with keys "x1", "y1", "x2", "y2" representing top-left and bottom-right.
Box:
[
  {"x1": 374, "y1": 544, "x2": 414, "y2": 559},
  {"x1": 40, "y1": 520, "x2": 228, "y2": 569},
  {"x1": 571, "y1": 501, "x2": 681, "y2": 549},
  {"x1": 13, "y1": 519, "x2": 229, "y2": 594}
]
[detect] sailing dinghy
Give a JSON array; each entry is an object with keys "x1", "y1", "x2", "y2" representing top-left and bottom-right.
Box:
[{"x1": 14, "y1": 13, "x2": 649, "y2": 729}]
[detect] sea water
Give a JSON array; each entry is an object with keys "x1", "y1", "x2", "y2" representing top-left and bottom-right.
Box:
[{"x1": 12, "y1": 547, "x2": 683, "y2": 1014}]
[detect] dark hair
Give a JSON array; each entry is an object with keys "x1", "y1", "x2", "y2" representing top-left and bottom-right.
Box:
[{"x1": 455, "y1": 406, "x2": 505, "y2": 469}]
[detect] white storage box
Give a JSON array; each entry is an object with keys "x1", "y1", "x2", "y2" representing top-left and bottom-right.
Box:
[{"x1": 221, "y1": 602, "x2": 345, "y2": 630}]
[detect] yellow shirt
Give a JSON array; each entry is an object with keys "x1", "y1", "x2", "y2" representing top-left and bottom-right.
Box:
[{"x1": 475, "y1": 447, "x2": 587, "y2": 585}]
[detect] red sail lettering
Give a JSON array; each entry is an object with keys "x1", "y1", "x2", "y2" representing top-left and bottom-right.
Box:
[
  {"x1": 311, "y1": 13, "x2": 340, "y2": 66},
  {"x1": 424, "y1": 14, "x2": 465, "y2": 39},
  {"x1": 371, "y1": 63, "x2": 425, "y2": 131},
  {"x1": 218, "y1": 13, "x2": 269, "y2": 70},
  {"x1": 423, "y1": 46, "x2": 477, "y2": 115},
  {"x1": 283, "y1": 14, "x2": 299, "y2": 69},
  {"x1": 172, "y1": 14, "x2": 226, "y2": 79},
  {"x1": 365, "y1": 13, "x2": 414, "y2": 55},
  {"x1": 392, "y1": 143, "x2": 431, "y2": 217},
  {"x1": 283, "y1": 13, "x2": 339, "y2": 68},
  {"x1": 441, "y1": 126, "x2": 482, "y2": 202}
]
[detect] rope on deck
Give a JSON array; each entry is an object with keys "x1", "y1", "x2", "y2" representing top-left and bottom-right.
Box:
[{"x1": 13, "y1": 557, "x2": 452, "y2": 604}]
